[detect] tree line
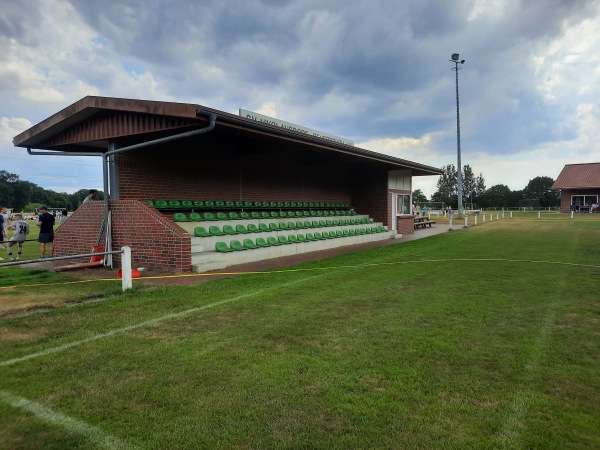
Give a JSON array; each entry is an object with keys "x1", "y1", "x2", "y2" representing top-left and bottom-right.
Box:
[
  {"x1": 413, "y1": 164, "x2": 560, "y2": 208},
  {"x1": 0, "y1": 170, "x2": 103, "y2": 212}
]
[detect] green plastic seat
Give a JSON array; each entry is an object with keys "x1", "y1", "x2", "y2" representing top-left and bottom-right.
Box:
[
  {"x1": 144, "y1": 199, "x2": 154, "y2": 206},
  {"x1": 283, "y1": 202, "x2": 291, "y2": 208},
  {"x1": 203, "y1": 212, "x2": 216, "y2": 221},
  {"x1": 349, "y1": 229, "x2": 356, "y2": 236},
  {"x1": 234, "y1": 201, "x2": 244, "y2": 208},
  {"x1": 344, "y1": 219, "x2": 351, "y2": 225},
  {"x1": 276, "y1": 202, "x2": 284, "y2": 208},
  {"x1": 269, "y1": 202, "x2": 277, "y2": 208},
  {"x1": 312, "y1": 220, "x2": 320, "y2": 228},
  {"x1": 287, "y1": 222, "x2": 296, "y2": 230},
  {"x1": 256, "y1": 237, "x2": 270, "y2": 247},
  {"x1": 215, "y1": 201, "x2": 225, "y2": 208},
  {"x1": 336, "y1": 230, "x2": 344, "y2": 237},
  {"x1": 304, "y1": 221, "x2": 312, "y2": 228},
  {"x1": 279, "y1": 222, "x2": 288, "y2": 230},
  {"x1": 225, "y1": 201, "x2": 234, "y2": 208},
  {"x1": 230, "y1": 240, "x2": 247, "y2": 251},
  {"x1": 243, "y1": 201, "x2": 253, "y2": 208},
  {"x1": 297, "y1": 234, "x2": 307, "y2": 242},
  {"x1": 267, "y1": 236, "x2": 282, "y2": 246},
  {"x1": 305, "y1": 233, "x2": 315, "y2": 241},
  {"x1": 279, "y1": 211, "x2": 288, "y2": 218},
  {"x1": 236, "y1": 224, "x2": 249, "y2": 234},
  {"x1": 270, "y1": 211, "x2": 279, "y2": 218},
  {"x1": 288, "y1": 234, "x2": 298, "y2": 243},
  {"x1": 243, "y1": 239, "x2": 257, "y2": 249},
  {"x1": 215, "y1": 242, "x2": 233, "y2": 252},
  {"x1": 209, "y1": 225, "x2": 224, "y2": 236},
  {"x1": 253, "y1": 201, "x2": 263, "y2": 208},
  {"x1": 319, "y1": 220, "x2": 327, "y2": 227},
  {"x1": 269, "y1": 223, "x2": 279, "y2": 231},
  {"x1": 316, "y1": 210, "x2": 323, "y2": 216},
  {"x1": 204, "y1": 200, "x2": 215, "y2": 208},
  {"x1": 251, "y1": 212, "x2": 261, "y2": 219},
  {"x1": 223, "y1": 225, "x2": 237, "y2": 235},
  {"x1": 325, "y1": 220, "x2": 333, "y2": 227},
  {"x1": 295, "y1": 221, "x2": 305, "y2": 229},
  {"x1": 168, "y1": 200, "x2": 181, "y2": 208},
  {"x1": 189, "y1": 212, "x2": 201, "y2": 221},
  {"x1": 322, "y1": 210, "x2": 329, "y2": 216},
  {"x1": 278, "y1": 236, "x2": 292, "y2": 245},
  {"x1": 332, "y1": 219, "x2": 339, "y2": 226},
  {"x1": 216, "y1": 212, "x2": 227, "y2": 220},
  {"x1": 261, "y1": 212, "x2": 270, "y2": 219},
  {"x1": 193, "y1": 200, "x2": 204, "y2": 208},
  {"x1": 342, "y1": 229, "x2": 350, "y2": 236},
  {"x1": 290, "y1": 202, "x2": 297, "y2": 208},
  {"x1": 295, "y1": 211, "x2": 303, "y2": 217},
  {"x1": 314, "y1": 232, "x2": 324, "y2": 240},
  {"x1": 181, "y1": 200, "x2": 193, "y2": 208},
  {"x1": 247, "y1": 224, "x2": 259, "y2": 233},
  {"x1": 259, "y1": 223, "x2": 269, "y2": 232},
  {"x1": 174, "y1": 212, "x2": 188, "y2": 222},
  {"x1": 309, "y1": 211, "x2": 317, "y2": 217},
  {"x1": 194, "y1": 227, "x2": 210, "y2": 237},
  {"x1": 240, "y1": 212, "x2": 250, "y2": 220},
  {"x1": 155, "y1": 199, "x2": 168, "y2": 208},
  {"x1": 228, "y1": 212, "x2": 240, "y2": 220}
]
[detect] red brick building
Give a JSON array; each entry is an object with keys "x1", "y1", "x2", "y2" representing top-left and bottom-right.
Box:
[
  {"x1": 552, "y1": 163, "x2": 600, "y2": 213},
  {"x1": 13, "y1": 96, "x2": 441, "y2": 273}
]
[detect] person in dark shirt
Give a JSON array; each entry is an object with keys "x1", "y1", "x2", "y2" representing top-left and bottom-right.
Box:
[{"x1": 36, "y1": 205, "x2": 55, "y2": 260}]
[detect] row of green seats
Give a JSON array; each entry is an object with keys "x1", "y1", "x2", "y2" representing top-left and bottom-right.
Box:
[
  {"x1": 175, "y1": 210, "x2": 358, "y2": 222},
  {"x1": 215, "y1": 227, "x2": 388, "y2": 252},
  {"x1": 194, "y1": 218, "x2": 375, "y2": 237},
  {"x1": 148, "y1": 199, "x2": 352, "y2": 209}
]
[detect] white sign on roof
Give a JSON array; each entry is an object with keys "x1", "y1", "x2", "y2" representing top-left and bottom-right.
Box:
[{"x1": 239, "y1": 109, "x2": 354, "y2": 146}]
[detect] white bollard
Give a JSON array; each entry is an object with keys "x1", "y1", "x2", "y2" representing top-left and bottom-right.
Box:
[
  {"x1": 538, "y1": 211, "x2": 541, "y2": 219},
  {"x1": 483, "y1": 214, "x2": 486, "y2": 223},
  {"x1": 474, "y1": 215, "x2": 478, "y2": 226},
  {"x1": 489, "y1": 214, "x2": 493, "y2": 222},
  {"x1": 510, "y1": 211, "x2": 513, "y2": 219},
  {"x1": 121, "y1": 246, "x2": 133, "y2": 291},
  {"x1": 465, "y1": 216, "x2": 468, "y2": 227},
  {"x1": 449, "y1": 217, "x2": 453, "y2": 230},
  {"x1": 496, "y1": 213, "x2": 499, "y2": 221},
  {"x1": 571, "y1": 211, "x2": 574, "y2": 219}
]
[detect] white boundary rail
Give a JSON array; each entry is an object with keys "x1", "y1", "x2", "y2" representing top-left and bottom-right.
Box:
[{"x1": 0, "y1": 246, "x2": 133, "y2": 291}]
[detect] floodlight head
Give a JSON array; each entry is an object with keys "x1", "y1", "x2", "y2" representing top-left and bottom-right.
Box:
[
  {"x1": 451, "y1": 53, "x2": 459, "y2": 61},
  {"x1": 461, "y1": 60, "x2": 465, "y2": 64}
]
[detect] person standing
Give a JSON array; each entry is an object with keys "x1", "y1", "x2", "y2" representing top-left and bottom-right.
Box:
[
  {"x1": 59, "y1": 209, "x2": 69, "y2": 226},
  {"x1": 0, "y1": 206, "x2": 6, "y2": 258},
  {"x1": 36, "y1": 205, "x2": 55, "y2": 260},
  {"x1": 82, "y1": 189, "x2": 98, "y2": 204},
  {"x1": 7, "y1": 213, "x2": 29, "y2": 260}
]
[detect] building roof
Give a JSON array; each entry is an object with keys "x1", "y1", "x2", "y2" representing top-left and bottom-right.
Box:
[
  {"x1": 13, "y1": 96, "x2": 442, "y2": 176},
  {"x1": 552, "y1": 163, "x2": 600, "y2": 189}
]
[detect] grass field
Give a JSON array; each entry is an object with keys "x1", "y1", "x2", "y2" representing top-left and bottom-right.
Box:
[{"x1": 1, "y1": 215, "x2": 599, "y2": 449}]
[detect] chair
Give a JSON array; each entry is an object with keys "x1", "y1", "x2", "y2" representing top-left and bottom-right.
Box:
[
  {"x1": 301, "y1": 211, "x2": 309, "y2": 217},
  {"x1": 267, "y1": 236, "x2": 282, "y2": 246},
  {"x1": 270, "y1": 211, "x2": 279, "y2": 218},
  {"x1": 189, "y1": 212, "x2": 201, "y2": 221},
  {"x1": 253, "y1": 201, "x2": 263, "y2": 208},
  {"x1": 316, "y1": 211, "x2": 324, "y2": 216},
  {"x1": 269, "y1": 223, "x2": 279, "y2": 231},
  {"x1": 261, "y1": 212, "x2": 270, "y2": 219},
  {"x1": 314, "y1": 232, "x2": 324, "y2": 240},
  {"x1": 155, "y1": 199, "x2": 168, "y2": 208},
  {"x1": 234, "y1": 201, "x2": 244, "y2": 208},
  {"x1": 310, "y1": 211, "x2": 318, "y2": 217},
  {"x1": 349, "y1": 229, "x2": 356, "y2": 236},
  {"x1": 304, "y1": 221, "x2": 312, "y2": 228},
  {"x1": 336, "y1": 230, "x2": 343, "y2": 238},
  {"x1": 312, "y1": 221, "x2": 320, "y2": 228},
  {"x1": 305, "y1": 233, "x2": 315, "y2": 241},
  {"x1": 228, "y1": 212, "x2": 240, "y2": 220},
  {"x1": 181, "y1": 200, "x2": 193, "y2": 208},
  {"x1": 216, "y1": 212, "x2": 228, "y2": 220},
  {"x1": 168, "y1": 200, "x2": 181, "y2": 208},
  {"x1": 279, "y1": 222, "x2": 288, "y2": 230},
  {"x1": 215, "y1": 201, "x2": 225, "y2": 208},
  {"x1": 251, "y1": 212, "x2": 261, "y2": 219},
  {"x1": 173, "y1": 213, "x2": 188, "y2": 222},
  {"x1": 290, "y1": 202, "x2": 297, "y2": 208},
  {"x1": 243, "y1": 239, "x2": 258, "y2": 249},
  {"x1": 276, "y1": 202, "x2": 284, "y2": 208},
  {"x1": 296, "y1": 221, "x2": 305, "y2": 229},
  {"x1": 256, "y1": 237, "x2": 271, "y2": 247},
  {"x1": 284, "y1": 202, "x2": 291, "y2": 208},
  {"x1": 325, "y1": 220, "x2": 333, "y2": 227},
  {"x1": 203, "y1": 201, "x2": 214, "y2": 208},
  {"x1": 243, "y1": 201, "x2": 253, "y2": 208},
  {"x1": 223, "y1": 225, "x2": 238, "y2": 235},
  {"x1": 259, "y1": 223, "x2": 269, "y2": 232},
  {"x1": 144, "y1": 199, "x2": 154, "y2": 206},
  {"x1": 278, "y1": 236, "x2": 292, "y2": 245},
  {"x1": 203, "y1": 212, "x2": 216, "y2": 221},
  {"x1": 319, "y1": 220, "x2": 327, "y2": 227},
  {"x1": 332, "y1": 219, "x2": 339, "y2": 226},
  {"x1": 279, "y1": 211, "x2": 288, "y2": 218},
  {"x1": 342, "y1": 229, "x2": 350, "y2": 236},
  {"x1": 247, "y1": 224, "x2": 259, "y2": 233},
  {"x1": 288, "y1": 234, "x2": 298, "y2": 243},
  {"x1": 215, "y1": 242, "x2": 233, "y2": 252},
  {"x1": 287, "y1": 222, "x2": 296, "y2": 230},
  {"x1": 230, "y1": 240, "x2": 247, "y2": 251},
  {"x1": 208, "y1": 225, "x2": 225, "y2": 236},
  {"x1": 236, "y1": 224, "x2": 249, "y2": 234},
  {"x1": 240, "y1": 212, "x2": 250, "y2": 220},
  {"x1": 297, "y1": 234, "x2": 307, "y2": 242},
  {"x1": 193, "y1": 200, "x2": 205, "y2": 208},
  {"x1": 194, "y1": 227, "x2": 210, "y2": 237}
]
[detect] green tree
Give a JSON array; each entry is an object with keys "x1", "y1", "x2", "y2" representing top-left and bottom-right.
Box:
[
  {"x1": 523, "y1": 176, "x2": 560, "y2": 207},
  {"x1": 431, "y1": 164, "x2": 458, "y2": 206},
  {"x1": 412, "y1": 189, "x2": 428, "y2": 203},
  {"x1": 463, "y1": 164, "x2": 475, "y2": 206},
  {"x1": 481, "y1": 184, "x2": 512, "y2": 208}
]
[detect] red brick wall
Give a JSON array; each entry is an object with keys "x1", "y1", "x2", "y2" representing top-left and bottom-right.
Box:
[
  {"x1": 397, "y1": 216, "x2": 415, "y2": 235},
  {"x1": 350, "y1": 167, "x2": 389, "y2": 226},
  {"x1": 55, "y1": 200, "x2": 191, "y2": 273},
  {"x1": 560, "y1": 189, "x2": 600, "y2": 212}
]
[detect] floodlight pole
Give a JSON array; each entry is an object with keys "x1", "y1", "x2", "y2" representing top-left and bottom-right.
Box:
[{"x1": 451, "y1": 54, "x2": 465, "y2": 218}]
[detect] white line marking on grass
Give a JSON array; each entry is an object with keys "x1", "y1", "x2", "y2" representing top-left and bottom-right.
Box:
[
  {"x1": 0, "y1": 389, "x2": 136, "y2": 449},
  {"x1": 0, "y1": 273, "x2": 327, "y2": 367}
]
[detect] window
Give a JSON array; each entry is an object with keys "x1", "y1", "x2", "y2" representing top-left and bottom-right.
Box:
[
  {"x1": 396, "y1": 194, "x2": 411, "y2": 215},
  {"x1": 571, "y1": 195, "x2": 598, "y2": 211}
]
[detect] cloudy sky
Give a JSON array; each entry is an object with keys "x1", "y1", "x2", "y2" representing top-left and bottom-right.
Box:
[{"x1": 2, "y1": 0, "x2": 599, "y2": 197}]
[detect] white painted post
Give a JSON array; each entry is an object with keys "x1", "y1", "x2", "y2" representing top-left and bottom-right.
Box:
[
  {"x1": 490, "y1": 214, "x2": 493, "y2": 222},
  {"x1": 474, "y1": 215, "x2": 478, "y2": 226},
  {"x1": 449, "y1": 217, "x2": 453, "y2": 230},
  {"x1": 121, "y1": 246, "x2": 133, "y2": 291},
  {"x1": 538, "y1": 211, "x2": 541, "y2": 219},
  {"x1": 571, "y1": 211, "x2": 574, "y2": 219},
  {"x1": 465, "y1": 216, "x2": 468, "y2": 227},
  {"x1": 496, "y1": 213, "x2": 499, "y2": 220},
  {"x1": 510, "y1": 211, "x2": 513, "y2": 219},
  {"x1": 502, "y1": 211, "x2": 505, "y2": 219},
  {"x1": 483, "y1": 214, "x2": 486, "y2": 223}
]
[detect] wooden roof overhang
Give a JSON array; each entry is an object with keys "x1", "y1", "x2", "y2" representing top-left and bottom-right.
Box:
[{"x1": 14, "y1": 96, "x2": 443, "y2": 177}]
